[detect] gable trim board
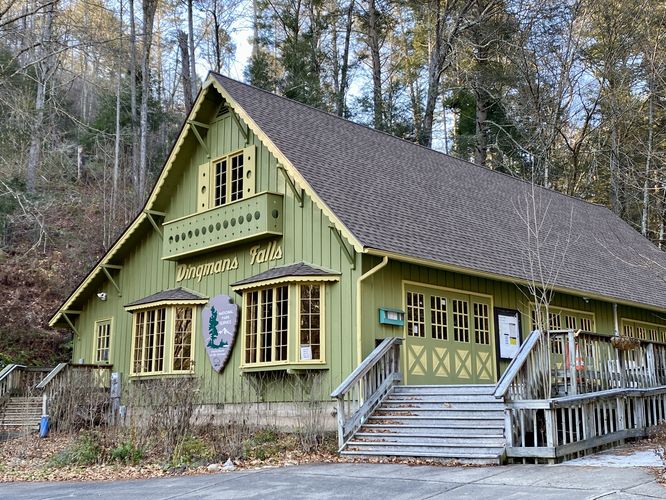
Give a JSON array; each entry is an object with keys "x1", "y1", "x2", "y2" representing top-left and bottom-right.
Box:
[
  {"x1": 49, "y1": 77, "x2": 360, "y2": 327},
  {"x1": 51, "y1": 72, "x2": 666, "y2": 332}
]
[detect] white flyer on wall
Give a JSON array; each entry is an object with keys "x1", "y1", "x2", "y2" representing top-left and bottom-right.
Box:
[{"x1": 498, "y1": 312, "x2": 520, "y2": 359}]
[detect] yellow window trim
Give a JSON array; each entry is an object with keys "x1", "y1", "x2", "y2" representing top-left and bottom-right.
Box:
[
  {"x1": 297, "y1": 282, "x2": 326, "y2": 364},
  {"x1": 92, "y1": 317, "x2": 113, "y2": 365},
  {"x1": 207, "y1": 147, "x2": 252, "y2": 208},
  {"x1": 239, "y1": 281, "x2": 327, "y2": 369},
  {"x1": 129, "y1": 304, "x2": 198, "y2": 376}
]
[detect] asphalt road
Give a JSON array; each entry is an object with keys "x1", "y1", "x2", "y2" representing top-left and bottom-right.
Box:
[{"x1": 0, "y1": 462, "x2": 664, "y2": 499}]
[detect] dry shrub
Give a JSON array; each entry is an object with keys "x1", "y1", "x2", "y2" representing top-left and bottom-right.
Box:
[
  {"x1": 48, "y1": 367, "x2": 110, "y2": 433},
  {"x1": 288, "y1": 372, "x2": 330, "y2": 452},
  {"x1": 124, "y1": 376, "x2": 200, "y2": 460}
]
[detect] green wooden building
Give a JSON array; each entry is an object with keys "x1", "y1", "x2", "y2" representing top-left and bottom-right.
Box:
[{"x1": 50, "y1": 73, "x2": 666, "y2": 423}]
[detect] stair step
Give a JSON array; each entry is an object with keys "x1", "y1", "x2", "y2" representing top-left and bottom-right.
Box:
[
  {"x1": 340, "y1": 449, "x2": 502, "y2": 463},
  {"x1": 374, "y1": 409, "x2": 504, "y2": 418},
  {"x1": 345, "y1": 442, "x2": 504, "y2": 455},
  {"x1": 392, "y1": 385, "x2": 496, "y2": 395},
  {"x1": 359, "y1": 424, "x2": 504, "y2": 436},
  {"x1": 353, "y1": 433, "x2": 504, "y2": 446},
  {"x1": 384, "y1": 395, "x2": 500, "y2": 404},
  {"x1": 368, "y1": 416, "x2": 503, "y2": 427}
]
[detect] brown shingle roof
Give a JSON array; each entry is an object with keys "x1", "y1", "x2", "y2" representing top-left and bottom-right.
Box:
[
  {"x1": 125, "y1": 287, "x2": 207, "y2": 308},
  {"x1": 232, "y1": 262, "x2": 340, "y2": 287},
  {"x1": 213, "y1": 74, "x2": 666, "y2": 311}
]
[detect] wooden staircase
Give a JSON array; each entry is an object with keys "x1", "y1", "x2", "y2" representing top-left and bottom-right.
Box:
[
  {"x1": 340, "y1": 384, "x2": 505, "y2": 464},
  {"x1": 0, "y1": 396, "x2": 42, "y2": 428}
]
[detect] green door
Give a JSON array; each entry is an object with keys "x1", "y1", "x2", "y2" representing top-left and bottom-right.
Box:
[{"x1": 404, "y1": 284, "x2": 496, "y2": 385}]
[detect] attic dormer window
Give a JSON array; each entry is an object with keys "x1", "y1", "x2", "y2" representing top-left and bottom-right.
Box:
[
  {"x1": 197, "y1": 146, "x2": 256, "y2": 213},
  {"x1": 214, "y1": 151, "x2": 244, "y2": 206}
]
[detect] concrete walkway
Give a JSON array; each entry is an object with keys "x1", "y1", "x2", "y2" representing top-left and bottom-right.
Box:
[{"x1": 0, "y1": 462, "x2": 664, "y2": 499}]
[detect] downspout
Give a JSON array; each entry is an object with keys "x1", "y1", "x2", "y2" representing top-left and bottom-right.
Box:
[
  {"x1": 613, "y1": 303, "x2": 619, "y2": 336},
  {"x1": 356, "y1": 255, "x2": 389, "y2": 367}
]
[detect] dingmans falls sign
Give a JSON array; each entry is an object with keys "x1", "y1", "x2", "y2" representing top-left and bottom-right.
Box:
[{"x1": 201, "y1": 295, "x2": 238, "y2": 372}]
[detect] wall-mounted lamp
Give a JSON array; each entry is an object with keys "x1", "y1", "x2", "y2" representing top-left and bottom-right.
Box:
[
  {"x1": 582, "y1": 297, "x2": 590, "y2": 304},
  {"x1": 97, "y1": 292, "x2": 108, "y2": 301}
]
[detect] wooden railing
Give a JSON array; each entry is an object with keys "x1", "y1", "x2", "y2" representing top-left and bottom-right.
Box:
[
  {"x1": 0, "y1": 364, "x2": 52, "y2": 399},
  {"x1": 496, "y1": 329, "x2": 666, "y2": 461},
  {"x1": 331, "y1": 337, "x2": 402, "y2": 449},
  {"x1": 37, "y1": 363, "x2": 113, "y2": 421},
  {"x1": 505, "y1": 387, "x2": 666, "y2": 461}
]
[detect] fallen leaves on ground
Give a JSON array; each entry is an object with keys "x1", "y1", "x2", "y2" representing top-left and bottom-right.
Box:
[{"x1": 0, "y1": 431, "x2": 487, "y2": 483}]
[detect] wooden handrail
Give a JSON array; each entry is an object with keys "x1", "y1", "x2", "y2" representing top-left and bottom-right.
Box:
[
  {"x1": 35, "y1": 363, "x2": 69, "y2": 390},
  {"x1": 330, "y1": 336, "x2": 403, "y2": 449},
  {"x1": 331, "y1": 337, "x2": 402, "y2": 398},
  {"x1": 494, "y1": 330, "x2": 542, "y2": 398}
]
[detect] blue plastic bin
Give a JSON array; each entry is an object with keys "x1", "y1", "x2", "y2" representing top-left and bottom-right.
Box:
[{"x1": 39, "y1": 415, "x2": 50, "y2": 438}]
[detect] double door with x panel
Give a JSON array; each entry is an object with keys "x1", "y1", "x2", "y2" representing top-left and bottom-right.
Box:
[{"x1": 404, "y1": 283, "x2": 496, "y2": 385}]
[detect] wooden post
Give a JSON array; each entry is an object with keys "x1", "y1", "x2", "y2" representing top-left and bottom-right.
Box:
[
  {"x1": 42, "y1": 393, "x2": 47, "y2": 416},
  {"x1": 646, "y1": 343, "x2": 656, "y2": 387},
  {"x1": 568, "y1": 330, "x2": 577, "y2": 395},
  {"x1": 616, "y1": 396, "x2": 626, "y2": 432},
  {"x1": 504, "y1": 408, "x2": 513, "y2": 448},
  {"x1": 336, "y1": 398, "x2": 346, "y2": 449}
]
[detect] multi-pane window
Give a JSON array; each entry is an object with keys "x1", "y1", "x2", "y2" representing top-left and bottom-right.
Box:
[
  {"x1": 531, "y1": 306, "x2": 594, "y2": 333},
  {"x1": 173, "y1": 307, "x2": 193, "y2": 371},
  {"x1": 300, "y1": 285, "x2": 321, "y2": 361},
  {"x1": 133, "y1": 308, "x2": 166, "y2": 374},
  {"x1": 622, "y1": 319, "x2": 666, "y2": 343},
  {"x1": 94, "y1": 320, "x2": 111, "y2": 363},
  {"x1": 452, "y1": 299, "x2": 469, "y2": 342},
  {"x1": 407, "y1": 292, "x2": 425, "y2": 337},
  {"x1": 213, "y1": 152, "x2": 244, "y2": 207},
  {"x1": 244, "y1": 285, "x2": 290, "y2": 365},
  {"x1": 473, "y1": 302, "x2": 490, "y2": 345},
  {"x1": 431, "y1": 296, "x2": 447, "y2": 340},
  {"x1": 131, "y1": 306, "x2": 194, "y2": 375}
]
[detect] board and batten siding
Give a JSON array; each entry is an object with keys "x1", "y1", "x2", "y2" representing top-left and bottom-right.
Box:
[
  {"x1": 358, "y1": 255, "x2": 666, "y2": 376},
  {"x1": 71, "y1": 108, "x2": 360, "y2": 403}
]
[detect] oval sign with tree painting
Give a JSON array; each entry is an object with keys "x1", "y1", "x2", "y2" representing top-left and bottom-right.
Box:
[{"x1": 201, "y1": 295, "x2": 238, "y2": 373}]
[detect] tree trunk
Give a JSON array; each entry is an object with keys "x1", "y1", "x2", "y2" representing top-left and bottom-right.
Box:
[
  {"x1": 139, "y1": 0, "x2": 158, "y2": 199},
  {"x1": 129, "y1": 0, "x2": 139, "y2": 200},
  {"x1": 177, "y1": 30, "x2": 193, "y2": 107},
  {"x1": 26, "y1": 77, "x2": 45, "y2": 192},
  {"x1": 367, "y1": 0, "x2": 382, "y2": 129},
  {"x1": 76, "y1": 145, "x2": 85, "y2": 182},
  {"x1": 252, "y1": 0, "x2": 259, "y2": 58},
  {"x1": 188, "y1": 0, "x2": 197, "y2": 98},
  {"x1": 641, "y1": 82, "x2": 654, "y2": 236},
  {"x1": 610, "y1": 123, "x2": 622, "y2": 216},
  {"x1": 26, "y1": 0, "x2": 56, "y2": 193},
  {"x1": 336, "y1": 0, "x2": 354, "y2": 116},
  {"x1": 113, "y1": 0, "x2": 123, "y2": 222}
]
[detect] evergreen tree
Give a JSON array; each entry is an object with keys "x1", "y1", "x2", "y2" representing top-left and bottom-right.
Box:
[{"x1": 207, "y1": 306, "x2": 219, "y2": 348}]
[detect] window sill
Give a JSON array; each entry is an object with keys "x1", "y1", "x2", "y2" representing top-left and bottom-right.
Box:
[
  {"x1": 129, "y1": 371, "x2": 196, "y2": 380},
  {"x1": 240, "y1": 362, "x2": 328, "y2": 373}
]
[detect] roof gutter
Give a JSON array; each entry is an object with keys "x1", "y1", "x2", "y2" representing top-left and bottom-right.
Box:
[
  {"x1": 356, "y1": 256, "x2": 389, "y2": 367},
  {"x1": 363, "y1": 247, "x2": 666, "y2": 315}
]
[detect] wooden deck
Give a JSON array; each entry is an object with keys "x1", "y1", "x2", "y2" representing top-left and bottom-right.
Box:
[{"x1": 332, "y1": 331, "x2": 666, "y2": 463}]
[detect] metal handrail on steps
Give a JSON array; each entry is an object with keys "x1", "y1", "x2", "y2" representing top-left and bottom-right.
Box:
[{"x1": 330, "y1": 337, "x2": 402, "y2": 449}]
